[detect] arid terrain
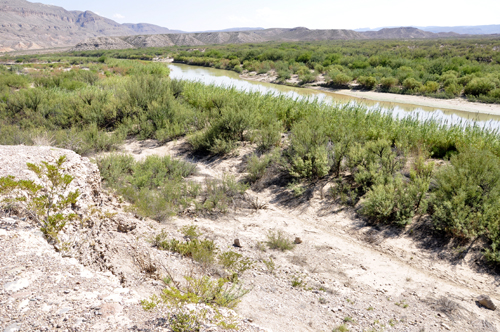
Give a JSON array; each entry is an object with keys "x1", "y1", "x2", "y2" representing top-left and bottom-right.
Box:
[
  {"x1": 71, "y1": 27, "x2": 464, "y2": 51},
  {"x1": 1, "y1": 142, "x2": 500, "y2": 331}
]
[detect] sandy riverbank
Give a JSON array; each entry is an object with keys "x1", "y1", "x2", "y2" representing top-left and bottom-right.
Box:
[
  {"x1": 239, "y1": 71, "x2": 500, "y2": 116},
  {"x1": 316, "y1": 87, "x2": 500, "y2": 116}
]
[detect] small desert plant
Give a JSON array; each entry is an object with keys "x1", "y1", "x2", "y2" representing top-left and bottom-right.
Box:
[
  {"x1": 246, "y1": 153, "x2": 272, "y2": 183},
  {"x1": 262, "y1": 256, "x2": 276, "y2": 273},
  {"x1": 395, "y1": 299, "x2": 409, "y2": 308},
  {"x1": 31, "y1": 132, "x2": 56, "y2": 146},
  {"x1": 291, "y1": 274, "x2": 306, "y2": 288},
  {"x1": 333, "y1": 324, "x2": 349, "y2": 332},
  {"x1": 0, "y1": 156, "x2": 79, "y2": 242},
  {"x1": 287, "y1": 181, "x2": 306, "y2": 197},
  {"x1": 266, "y1": 230, "x2": 294, "y2": 251},
  {"x1": 247, "y1": 195, "x2": 268, "y2": 211},
  {"x1": 142, "y1": 275, "x2": 249, "y2": 309},
  {"x1": 181, "y1": 225, "x2": 201, "y2": 240},
  {"x1": 218, "y1": 251, "x2": 253, "y2": 280}
]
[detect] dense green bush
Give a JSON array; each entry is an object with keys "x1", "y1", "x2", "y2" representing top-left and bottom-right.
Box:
[
  {"x1": 403, "y1": 78, "x2": 423, "y2": 91},
  {"x1": 189, "y1": 105, "x2": 253, "y2": 155},
  {"x1": 464, "y1": 77, "x2": 496, "y2": 96},
  {"x1": 357, "y1": 76, "x2": 378, "y2": 89},
  {"x1": 362, "y1": 157, "x2": 433, "y2": 226},
  {"x1": 431, "y1": 148, "x2": 500, "y2": 242},
  {"x1": 380, "y1": 77, "x2": 398, "y2": 90}
]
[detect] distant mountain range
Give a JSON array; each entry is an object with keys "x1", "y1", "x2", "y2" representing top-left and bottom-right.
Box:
[
  {"x1": 0, "y1": 0, "x2": 497, "y2": 53},
  {"x1": 72, "y1": 27, "x2": 462, "y2": 52},
  {"x1": 356, "y1": 24, "x2": 500, "y2": 35},
  {"x1": 0, "y1": 0, "x2": 266, "y2": 52}
]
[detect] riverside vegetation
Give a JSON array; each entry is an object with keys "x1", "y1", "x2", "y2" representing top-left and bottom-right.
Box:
[
  {"x1": 56, "y1": 38, "x2": 500, "y2": 103},
  {"x1": 2, "y1": 55, "x2": 500, "y2": 267}
]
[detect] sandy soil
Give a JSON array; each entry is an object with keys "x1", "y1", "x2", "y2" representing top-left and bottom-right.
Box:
[
  {"x1": 318, "y1": 88, "x2": 500, "y2": 116},
  {"x1": 112, "y1": 138, "x2": 500, "y2": 332}
]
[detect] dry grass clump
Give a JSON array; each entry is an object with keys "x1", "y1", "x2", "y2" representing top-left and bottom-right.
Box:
[{"x1": 266, "y1": 230, "x2": 295, "y2": 251}]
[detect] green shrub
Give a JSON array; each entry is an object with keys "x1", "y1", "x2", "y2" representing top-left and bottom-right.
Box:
[
  {"x1": 402, "y1": 78, "x2": 422, "y2": 91},
  {"x1": 277, "y1": 70, "x2": 291, "y2": 81},
  {"x1": 130, "y1": 155, "x2": 196, "y2": 189},
  {"x1": 0, "y1": 72, "x2": 30, "y2": 89},
  {"x1": 189, "y1": 106, "x2": 253, "y2": 155},
  {"x1": 362, "y1": 158, "x2": 432, "y2": 226},
  {"x1": 246, "y1": 153, "x2": 272, "y2": 183},
  {"x1": 299, "y1": 72, "x2": 316, "y2": 85},
  {"x1": 288, "y1": 117, "x2": 331, "y2": 179},
  {"x1": 329, "y1": 72, "x2": 352, "y2": 87},
  {"x1": 444, "y1": 83, "x2": 463, "y2": 97},
  {"x1": 98, "y1": 154, "x2": 198, "y2": 221},
  {"x1": 347, "y1": 139, "x2": 404, "y2": 191},
  {"x1": 0, "y1": 156, "x2": 79, "y2": 242},
  {"x1": 464, "y1": 78, "x2": 496, "y2": 96},
  {"x1": 266, "y1": 230, "x2": 294, "y2": 251},
  {"x1": 431, "y1": 148, "x2": 500, "y2": 240},
  {"x1": 357, "y1": 76, "x2": 377, "y2": 89},
  {"x1": 142, "y1": 275, "x2": 249, "y2": 309},
  {"x1": 200, "y1": 175, "x2": 248, "y2": 213},
  {"x1": 254, "y1": 120, "x2": 283, "y2": 151},
  {"x1": 489, "y1": 88, "x2": 500, "y2": 99},
  {"x1": 380, "y1": 77, "x2": 398, "y2": 90},
  {"x1": 420, "y1": 81, "x2": 440, "y2": 93}
]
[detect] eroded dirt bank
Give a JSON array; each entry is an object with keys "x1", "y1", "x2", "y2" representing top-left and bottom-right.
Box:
[{"x1": 1, "y1": 142, "x2": 500, "y2": 332}]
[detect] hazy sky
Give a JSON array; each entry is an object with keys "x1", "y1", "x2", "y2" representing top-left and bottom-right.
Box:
[{"x1": 35, "y1": 0, "x2": 500, "y2": 31}]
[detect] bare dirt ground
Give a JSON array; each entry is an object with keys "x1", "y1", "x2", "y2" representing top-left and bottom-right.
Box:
[
  {"x1": 114, "y1": 138, "x2": 500, "y2": 332},
  {"x1": 2, "y1": 142, "x2": 500, "y2": 331}
]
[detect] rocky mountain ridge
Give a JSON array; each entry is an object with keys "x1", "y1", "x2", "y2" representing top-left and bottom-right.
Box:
[{"x1": 0, "y1": 0, "x2": 177, "y2": 52}]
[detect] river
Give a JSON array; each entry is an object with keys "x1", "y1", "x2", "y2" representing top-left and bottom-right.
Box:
[{"x1": 168, "y1": 63, "x2": 500, "y2": 129}]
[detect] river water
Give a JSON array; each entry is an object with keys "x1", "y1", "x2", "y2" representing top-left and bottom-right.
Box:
[{"x1": 168, "y1": 63, "x2": 500, "y2": 129}]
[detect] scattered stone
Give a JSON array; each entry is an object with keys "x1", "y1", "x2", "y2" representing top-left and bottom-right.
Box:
[
  {"x1": 441, "y1": 323, "x2": 451, "y2": 330},
  {"x1": 233, "y1": 239, "x2": 242, "y2": 247},
  {"x1": 104, "y1": 294, "x2": 122, "y2": 302},
  {"x1": 3, "y1": 323, "x2": 22, "y2": 332},
  {"x1": 4, "y1": 279, "x2": 30, "y2": 293},
  {"x1": 57, "y1": 307, "x2": 72, "y2": 315},
  {"x1": 101, "y1": 303, "x2": 123, "y2": 317},
  {"x1": 477, "y1": 295, "x2": 497, "y2": 310},
  {"x1": 117, "y1": 218, "x2": 136, "y2": 233},
  {"x1": 294, "y1": 237, "x2": 302, "y2": 244}
]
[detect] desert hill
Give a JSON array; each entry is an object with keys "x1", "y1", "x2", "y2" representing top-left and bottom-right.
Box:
[
  {"x1": 0, "y1": 0, "x2": 176, "y2": 52},
  {"x1": 361, "y1": 27, "x2": 460, "y2": 39},
  {"x1": 72, "y1": 26, "x2": 464, "y2": 51}
]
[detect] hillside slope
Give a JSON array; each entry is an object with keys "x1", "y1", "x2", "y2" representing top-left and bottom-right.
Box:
[
  {"x1": 72, "y1": 27, "x2": 465, "y2": 51},
  {"x1": 0, "y1": 0, "x2": 177, "y2": 52},
  {"x1": 361, "y1": 27, "x2": 460, "y2": 39}
]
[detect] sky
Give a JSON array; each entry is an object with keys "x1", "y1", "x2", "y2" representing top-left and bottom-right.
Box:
[{"x1": 34, "y1": 0, "x2": 500, "y2": 31}]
